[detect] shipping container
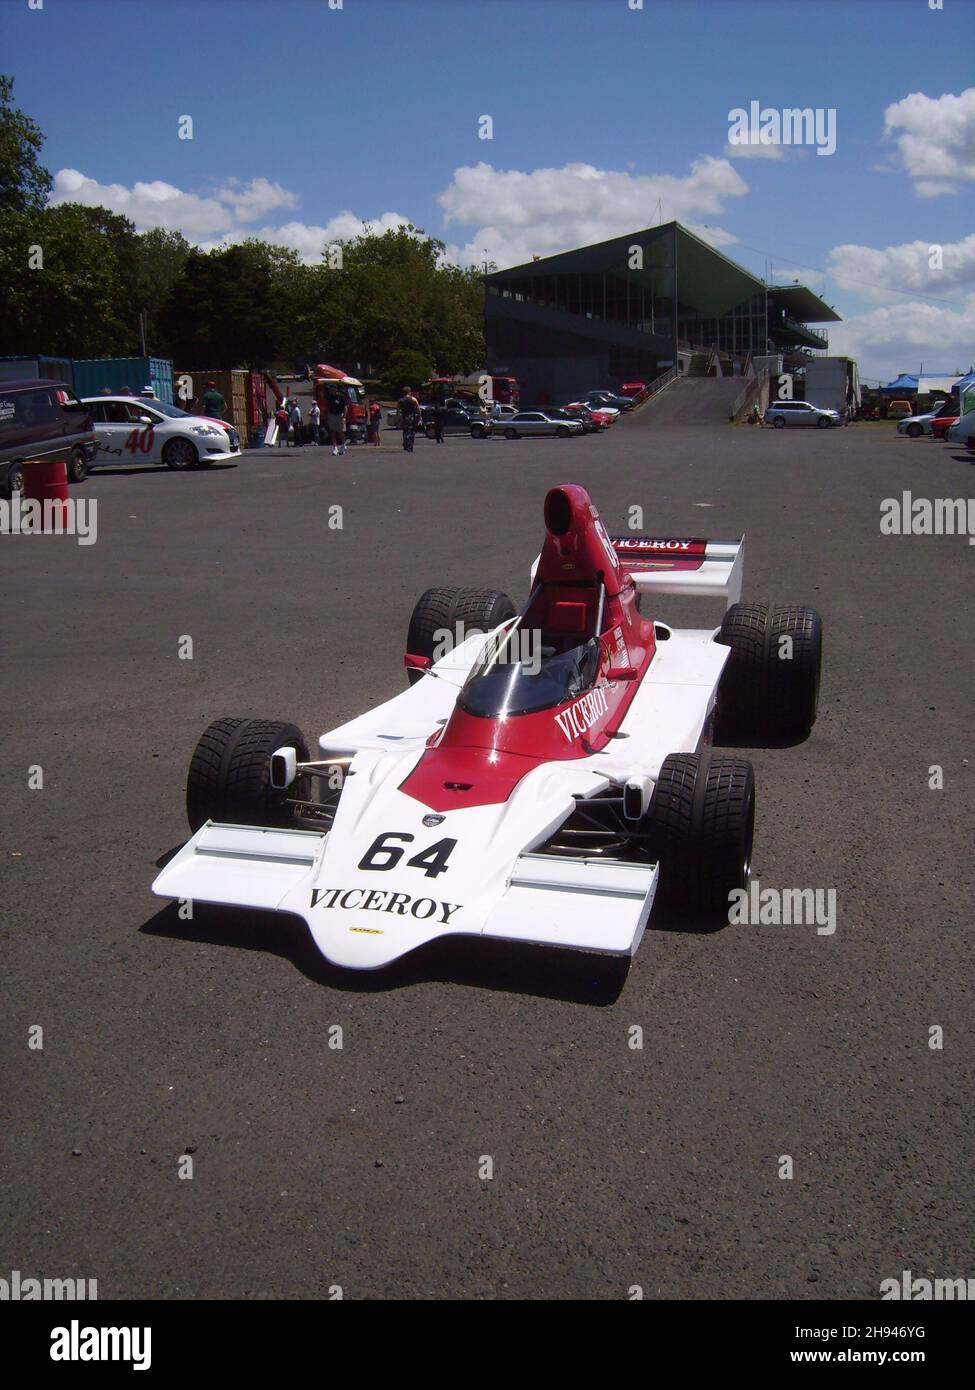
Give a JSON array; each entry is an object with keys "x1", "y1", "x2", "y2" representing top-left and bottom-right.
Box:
[
  {"x1": 174, "y1": 369, "x2": 249, "y2": 436},
  {"x1": 0, "y1": 355, "x2": 74, "y2": 386},
  {"x1": 71, "y1": 357, "x2": 174, "y2": 403},
  {"x1": 803, "y1": 356, "x2": 860, "y2": 419}
]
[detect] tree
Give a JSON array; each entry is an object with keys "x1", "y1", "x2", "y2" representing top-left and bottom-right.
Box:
[
  {"x1": 158, "y1": 241, "x2": 289, "y2": 366},
  {"x1": 381, "y1": 349, "x2": 435, "y2": 399},
  {"x1": 0, "y1": 74, "x2": 51, "y2": 215},
  {"x1": 132, "y1": 228, "x2": 191, "y2": 350}
]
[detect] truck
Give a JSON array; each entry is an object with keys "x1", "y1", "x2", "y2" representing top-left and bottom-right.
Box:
[{"x1": 803, "y1": 356, "x2": 860, "y2": 422}]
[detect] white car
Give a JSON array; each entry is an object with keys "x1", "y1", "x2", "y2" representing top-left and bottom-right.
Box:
[
  {"x1": 501, "y1": 411, "x2": 585, "y2": 438},
  {"x1": 896, "y1": 410, "x2": 939, "y2": 438},
  {"x1": 152, "y1": 484, "x2": 823, "y2": 974},
  {"x1": 945, "y1": 409, "x2": 975, "y2": 449},
  {"x1": 766, "y1": 401, "x2": 843, "y2": 428},
  {"x1": 83, "y1": 396, "x2": 241, "y2": 470},
  {"x1": 567, "y1": 399, "x2": 620, "y2": 419}
]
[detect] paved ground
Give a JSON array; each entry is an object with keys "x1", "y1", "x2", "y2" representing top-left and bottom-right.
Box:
[{"x1": 2, "y1": 417, "x2": 972, "y2": 1300}]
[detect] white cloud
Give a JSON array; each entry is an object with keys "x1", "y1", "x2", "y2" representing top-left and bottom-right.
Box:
[
  {"x1": 722, "y1": 141, "x2": 785, "y2": 161},
  {"x1": 882, "y1": 88, "x2": 975, "y2": 196},
  {"x1": 437, "y1": 158, "x2": 748, "y2": 268},
  {"x1": 827, "y1": 233, "x2": 975, "y2": 303},
  {"x1": 829, "y1": 294, "x2": 975, "y2": 384},
  {"x1": 49, "y1": 167, "x2": 411, "y2": 261}
]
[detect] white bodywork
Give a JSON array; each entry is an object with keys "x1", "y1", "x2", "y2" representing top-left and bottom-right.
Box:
[
  {"x1": 83, "y1": 396, "x2": 240, "y2": 466},
  {"x1": 153, "y1": 557, "x2": 741, "y2": 969}
]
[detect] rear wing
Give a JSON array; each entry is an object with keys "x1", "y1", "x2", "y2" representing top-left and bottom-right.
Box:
[{"x1": 609, "y1": 535, "x2": 744, "y2": 607}]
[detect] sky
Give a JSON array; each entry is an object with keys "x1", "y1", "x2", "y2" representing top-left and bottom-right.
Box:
[{"x1": 3, "y1": 0, "x2": 974, "y2": 383}]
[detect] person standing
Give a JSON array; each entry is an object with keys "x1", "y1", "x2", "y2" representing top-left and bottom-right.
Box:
[
  {"x1": 275, "y1": 403, "x2": 291, "y2": 447},
  {"x1": 309, "y1": 398, "x2": 321, "y2": 445},
  {"x1": 398, "y1": 387, "x2": 420, "y2": 453},
  {"x1": 326, "y1": 387, "x2": 347, "y2": 456},
  {"x1": 367, "y1": 398, "x2": 382, "y2": 447},
  {"x1": 202, "y1": 381, "x2": 225, "y2": 418},
  {"x1": 289, "y1": 397, "x2": 303, "y2": 447}
]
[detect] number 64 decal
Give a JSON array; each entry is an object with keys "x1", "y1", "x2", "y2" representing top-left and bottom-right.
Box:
[{"x1": 357, "y1": 832, "x2": 457, "y2": 879}]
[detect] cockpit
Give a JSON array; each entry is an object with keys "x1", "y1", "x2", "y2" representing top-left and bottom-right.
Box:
[{"x1": 458, "y1": 581, "x2": 604, "y2": 719}]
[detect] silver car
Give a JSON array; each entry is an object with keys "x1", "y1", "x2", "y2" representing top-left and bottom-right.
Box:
[
  {"x1": 501, "y1": 411, "x2": 585, "y2": 439},
  {"x1": 766, "y1": 401, "x2": 842, "y2": 429}
]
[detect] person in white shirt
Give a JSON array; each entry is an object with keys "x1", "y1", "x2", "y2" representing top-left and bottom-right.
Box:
[{"x1": 309, "y1": 400, "x2": 321, "y2": 445}]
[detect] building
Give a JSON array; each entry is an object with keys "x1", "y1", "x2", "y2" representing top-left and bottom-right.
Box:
[{"x1": 484, "y1": 221, "x2": 841, "y2": 406}]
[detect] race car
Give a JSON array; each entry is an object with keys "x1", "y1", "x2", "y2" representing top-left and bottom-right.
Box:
[
  {"x1": 82, "y1": 396, "x2": 241, "y2": 470},
  {"x1": 152, "y1": 485, "x2": 822, "y2": 971}
]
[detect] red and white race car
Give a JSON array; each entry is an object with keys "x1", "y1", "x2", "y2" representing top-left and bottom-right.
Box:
[{"x1": 153, "y1": 485, "x2": 822, "y2": 971}]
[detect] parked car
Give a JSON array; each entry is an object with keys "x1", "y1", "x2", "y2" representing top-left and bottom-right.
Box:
[
  {"x1": 421, "y1": 406, "x2": 493, "y2": 439},
  {"x1": 567, "y1": 399, "x2": 620, "y2": 420},
  {"x1": 766, "y1": 401, "x2": 843, "y2": 429},
  {"x1": 501, "y1": 411, "x2": 585, "y2": 439},
  {"x1": 584, "y1": 390, "x2": 634, "y2": 412},
  {"x1": 887, "y1": 399, "x2": 914, "y2": 420},
  {"x1": 0, "y1": 379, "x2": 96, "y2": 497},
  {"x1": 945, "y1": 409, "x2": 975, "y2": 450},
  {"x1": 558, "y1": 405, "x2": 607, "y2": 432},
  {"x1": 897, "y1": 410, "x2": 939, "y2": 438},
  {"x1": 83, "y1": 396, "x2": 241, "y2": 470},
  {"x1": 931, "y1": 402, "x2": 960, "y2": 439}
]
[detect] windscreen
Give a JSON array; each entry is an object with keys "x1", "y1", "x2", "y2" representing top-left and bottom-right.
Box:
[{"x1": 459, "y1": 624, "x2": 601, "y2": 718}]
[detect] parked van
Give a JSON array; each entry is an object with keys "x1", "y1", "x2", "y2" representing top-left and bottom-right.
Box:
[{"x1": 0, "y1": 379, "x2": 96, "y2": 497}]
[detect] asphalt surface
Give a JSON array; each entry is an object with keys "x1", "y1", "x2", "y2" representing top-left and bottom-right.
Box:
[{"x1": 2, "y1": 415, "x2": 972, "y2": 1300}]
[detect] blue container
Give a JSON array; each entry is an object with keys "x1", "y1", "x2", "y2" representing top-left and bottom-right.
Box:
[{"x1": 71, "y1": 357, "x2": 174, "y2": 404}]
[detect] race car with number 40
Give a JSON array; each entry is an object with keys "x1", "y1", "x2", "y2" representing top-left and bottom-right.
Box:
[{"x1": 153, "y1": 484, "x2": 823, "y2": 972}]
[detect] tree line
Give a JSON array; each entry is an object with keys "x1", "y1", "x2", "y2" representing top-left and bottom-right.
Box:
[{"x1": 0, "y1": 76, "x2": 487, "y2": 385}]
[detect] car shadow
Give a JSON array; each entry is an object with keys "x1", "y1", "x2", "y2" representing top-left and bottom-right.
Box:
[
  {"x1": 139, "y1": 899, "x2": 631, "y2": 1004},
  {"x1": 91, "y1": 462, "x2": 238, "y2": 476}
]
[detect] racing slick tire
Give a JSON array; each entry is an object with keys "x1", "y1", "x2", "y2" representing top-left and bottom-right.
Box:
[
  {"x1": 186, "y1": 717, "x2": 309, "y2": 833},
  {"x1": 715, "y1": 603, "x2": 822, "y2": 740},
  {"x1": 163, "y1": 437, "x2": 199, "y2": 470},
  {"x1": 66, "y1": 447, "x2": 89, "y2": 484},
  {"x1": 645, "y1": 752, "x2": 754, "y2": 914},
  {"x1": 405, "y1": 586, "x2": 516, "y2": 687}
]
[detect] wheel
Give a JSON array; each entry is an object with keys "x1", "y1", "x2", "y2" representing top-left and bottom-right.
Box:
[
  {"x1": 425, "y1": 426, "x2": 437, "y2": 440},
  {"x1": 470, "y1": 426, "x2": 485, "y2": 438},
  {"x1": 163, "y1": 438, "x2": 199, "y2": 470},
  {"x1": 715, "y1": 603, "x2": 822, "y2": 740},
  {"x1": 186, "y1": 717, "x2": 309, "y2": 833},
  {"x1": 65, "y1": 448, "x2": 88, "y2": 484},
  {"x1": 772, "y1": 415, "x2": 786, "y2": 429},
  {"x1": 907, "y1": 423, "x2": 923, "y2": 438},
  {"x1": 644, "y1": 752, "x2": 755, "y2": 914},
  {"x1": 405, "y1": 586, "x2": 516, "y2": 686},
  {"x1": 504, "y1": 427, "x2": 518, "y2": 439},
  {"x1": 816, "y1": 415, "x2": 830, "y2": 428},
  {"x1": 556, "y1": 425, "x2": 571, "y2": 437},
  {"x1": 3, "y1": 461, "x2": 24, "y2": 497}
]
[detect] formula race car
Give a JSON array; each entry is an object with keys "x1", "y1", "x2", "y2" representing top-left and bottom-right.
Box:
[{"x1": 153, "y1": 485, "x2": 822, "y2": 970}]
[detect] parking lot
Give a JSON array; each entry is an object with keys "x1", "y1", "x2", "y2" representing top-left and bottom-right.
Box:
[{"x1": 2, "y1": 416, "x2": 972, "y2": 1299}]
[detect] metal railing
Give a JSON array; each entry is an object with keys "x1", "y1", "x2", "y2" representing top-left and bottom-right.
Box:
[{"x1": 633, "y1": 365, "x2": 679, "y2": 408}]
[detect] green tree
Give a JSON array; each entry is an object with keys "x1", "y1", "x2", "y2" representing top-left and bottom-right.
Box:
[{"x1": 0, "y1": 74, "x2": 51, "y2": 215}]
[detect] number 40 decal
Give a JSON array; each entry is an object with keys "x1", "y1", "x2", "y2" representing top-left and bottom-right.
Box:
[
  {"x1": 357, "y1": 832, "x2": 457, "y2": 879},
  {"x1": 124, "y1": 427, "x2": 154, "y2": 455}
]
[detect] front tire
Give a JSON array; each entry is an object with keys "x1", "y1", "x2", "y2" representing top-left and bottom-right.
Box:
[
  {"x1": 817, "y1": 416, "x2": 830, "y2": 428},
  {"x1": 644, "y1": 752, "x2": 755, "y2": 914},
  {"x1": 163, "y1": 438, "x2": 199, "y2": 470},
  {"x1": 716, "y1": 603, "x2": 822, "y2": 740},
  {"x1": 186, "y1": 717, "x2": 309, "y2": 832},
  {"x1": 556, "y1": 425, "x2": 571, "y2": 437},
  {"x1": 504, "y1": 427, "x2": 518, "y2": 439},
  {"x1": 2, "y1": 461, "x2": 24, "y2": 497},
  {"x1": 405, "y1": 586, "x2": 516, "y2": 686},
  {"x1": 772, "y1": 415, "x2": 786, "y2": 429},
  {"x1": 907, "y1": 423, "x2": 923, "y2": 438}
]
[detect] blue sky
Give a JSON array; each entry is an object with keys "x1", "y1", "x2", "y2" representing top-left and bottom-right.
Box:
[{"x1": 3, "y1": 0, "x2": 974, "y2": 381}]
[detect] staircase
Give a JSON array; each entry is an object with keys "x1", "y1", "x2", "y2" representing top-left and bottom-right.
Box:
[{"x1": 630, "y1": 375, "x2": 745, "y2": 426}]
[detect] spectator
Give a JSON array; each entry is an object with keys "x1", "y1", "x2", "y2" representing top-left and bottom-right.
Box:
[
  {"x1": 326, "y1": 387, "x2": 347, "y2": 457},
  {"x1": 140, "y1": 386, "x2": 156, "y2": 399},
  {"x1": 121, "y1": 384, "x2": 134, "y2": 396},
  {"x1": 289, "y1": 397, "x2": 303, "y2": 447},
  {"x1": 398, "y1": 387, "x2": 420, "y2": 453},
  {"x1": 309, "y1": 399, "x2": 321, "y2": 445},
  {"x1": 432, "y1": 400, "x2": 445, "y2": 444},
  {"x1": 490, "y1": 400, "x2": 503, "y2": 420},
  {"x1": 275, "y1": 403, "x2": 291, "y2": 447},
  {"x1": 202, "y1": 381, "x2": 225, "y2": 418},
  {"x1": 100, "y1": 386, "x2": 112, "y2": 395},
  {"x1": 367, "y1": 398, "x2": 382, "y2": 447}
]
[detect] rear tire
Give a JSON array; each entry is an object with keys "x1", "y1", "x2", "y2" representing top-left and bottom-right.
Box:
[
  {"x1": 2, "y1": 461, "x2": 24, "y2": 497},
  {"x1": 405, "y1": 586, "x2": 516, "y2": 686},
  {"x1": 716, "y1": 603, "x2": 822, "y2": 740},
  {"x1": 186, "y1": 717, "x2": 309, "y2": 833},
  {"x1": 906, "y1": 423, "x2": 922, "y2": 438},
  {"x1": 556, "y1": 425, "x2": 571, "y2": 437},
  {"x1": 504, "y1": 427, "x2": 518, "y2": 439},
  {"x1": 66, "y1": 448, "x2": 88, "y2": 484},
  {"x1": 644, "y1": 752, "x2": 755, "y2": 914},
  {"x1": 772, "y1": 415, "x2": 786, "y2": 429}
]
